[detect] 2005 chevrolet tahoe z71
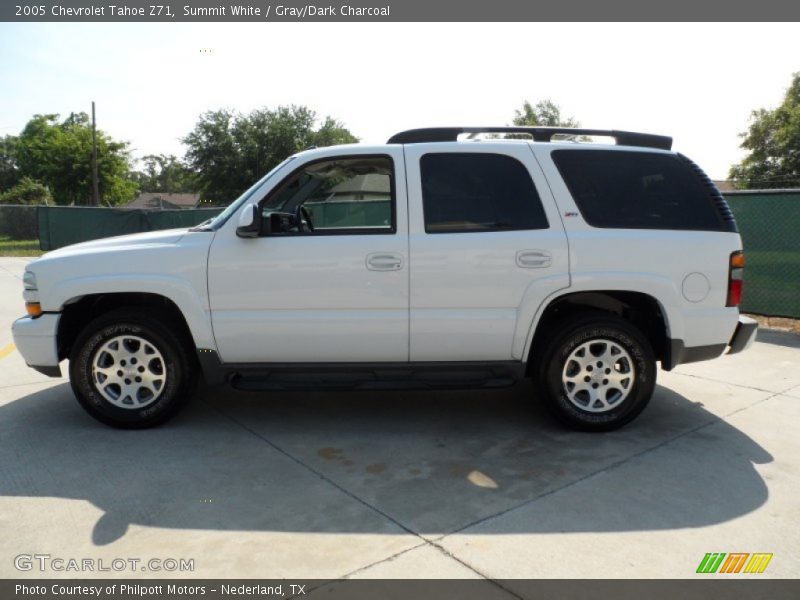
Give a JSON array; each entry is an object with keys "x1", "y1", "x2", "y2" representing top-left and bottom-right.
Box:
[{"x1": 12, "y1": 126, "x2": 758, "y2": 430}]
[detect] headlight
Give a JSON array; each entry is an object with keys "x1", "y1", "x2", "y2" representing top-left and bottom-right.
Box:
[{"x1": 23, "y1": 271, "x2": 37, "y2": 291}]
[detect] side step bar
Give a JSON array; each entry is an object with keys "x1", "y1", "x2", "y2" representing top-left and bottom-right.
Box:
[
  {"x1": 231, "y1": 374, "x2": 516, "y2": 392},
  {"x1": 196, "y1": 351, "x2": 526, "y2": 391}
]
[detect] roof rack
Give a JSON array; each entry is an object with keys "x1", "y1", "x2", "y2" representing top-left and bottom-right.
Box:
[{"x1": 386, "y1": 127, "x2": 672, "y2": 150}]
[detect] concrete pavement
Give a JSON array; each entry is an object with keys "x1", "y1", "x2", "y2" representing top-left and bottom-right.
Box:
[{"x1": 0, "y1": 257, "x2": 798, "y2": 581}]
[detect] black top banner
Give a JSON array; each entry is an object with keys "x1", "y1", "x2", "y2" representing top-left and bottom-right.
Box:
[{"x1": 3, "y1": 0, "x2": 800, "y2": 22}]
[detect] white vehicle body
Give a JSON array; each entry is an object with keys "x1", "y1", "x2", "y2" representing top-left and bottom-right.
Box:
[{"x1": 12, "y1": 127, "x2": 758, "y2": 429}]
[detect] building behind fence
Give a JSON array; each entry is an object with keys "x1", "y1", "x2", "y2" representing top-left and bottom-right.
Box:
[{"x1": 0, "y1": 191, "x2": 798, "y2": 318}]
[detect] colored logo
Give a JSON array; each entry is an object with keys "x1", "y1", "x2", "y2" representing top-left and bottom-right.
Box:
[{"x1": 696, "y1": 552, "x2": 772, "y2": 574}]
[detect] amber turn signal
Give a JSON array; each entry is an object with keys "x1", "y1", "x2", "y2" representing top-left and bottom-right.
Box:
[
  {"x1": 25, "y1": 302, "x2": 42, "y2": 317},
  {"x1": 730, "y1": 252, "x2": 745, "y2": 268}
]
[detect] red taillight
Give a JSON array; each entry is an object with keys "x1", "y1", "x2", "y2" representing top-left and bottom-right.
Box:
[
  {"x1": 727, "y1": 251, "x2": 744, "y2": 307},
  {"x1": 727, "y1": 278, "x2": 743, "y2": 307}
]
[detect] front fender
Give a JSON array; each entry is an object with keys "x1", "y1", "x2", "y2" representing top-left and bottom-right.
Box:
[
  {"x1": 48, "y1": 274, "x2": 215, "y2": 350},
  {"x1": 28, "y1": 231, "x2": 216, "y2": 352}
]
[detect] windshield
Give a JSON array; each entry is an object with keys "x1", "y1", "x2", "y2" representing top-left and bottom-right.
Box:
[{"x1": 200, "y1": 157, "x2": 296, "y2": 230}]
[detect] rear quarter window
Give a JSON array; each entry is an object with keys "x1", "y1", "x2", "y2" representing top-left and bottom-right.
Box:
[{"x1": 551, "y1": 149, "x2": 728, "y2": 231}]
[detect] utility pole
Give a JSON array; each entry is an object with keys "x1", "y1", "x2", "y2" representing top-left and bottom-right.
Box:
[{"x1": 91, "y1": 101, "x2": 100, "y2": 206}]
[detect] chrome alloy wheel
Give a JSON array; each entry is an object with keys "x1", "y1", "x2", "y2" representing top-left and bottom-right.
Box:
[
  {"x1": 91, "y1": 335, "x2": 166, "y2": 409},
  {"x1": 561, "y1": 339, "x2": 635, "y2": 413}
]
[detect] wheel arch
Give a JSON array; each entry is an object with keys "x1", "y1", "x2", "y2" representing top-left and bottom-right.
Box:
[
  {"x1": 57, "y1": 292, "x2": 199, "y2": 362},
  {"x1": 524, "y1": 290, "x2": 671, "y2": 374}
]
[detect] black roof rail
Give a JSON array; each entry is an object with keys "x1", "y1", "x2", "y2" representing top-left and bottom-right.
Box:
[{"x1": 386, "y1": 127, "x2": 672, "y2": 150}]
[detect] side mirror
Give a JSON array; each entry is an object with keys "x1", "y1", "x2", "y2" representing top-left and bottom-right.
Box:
[{"x1": 236, "y1": 204, "x2": 261, "y2": 238}]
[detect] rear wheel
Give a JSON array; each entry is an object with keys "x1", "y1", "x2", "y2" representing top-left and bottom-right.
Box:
[
  {"x1": 534, "y1": 313, "x2": 656, "y2": 431},
  {"x1": 69, "y1": 309, "x2": 196, "y2": 428}
]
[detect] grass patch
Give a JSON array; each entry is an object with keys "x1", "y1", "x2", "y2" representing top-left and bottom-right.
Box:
[{"x1": 0, "y1": 236, "x2": 43, "y2": 257}]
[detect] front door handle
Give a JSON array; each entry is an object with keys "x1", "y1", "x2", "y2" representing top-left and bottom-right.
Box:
[
  {"x1": 367, "y1": 252, "x2": 404, "y2": 271},
  {"x1": 516, "y1": 249, "x2": 552, "y2": 269}
]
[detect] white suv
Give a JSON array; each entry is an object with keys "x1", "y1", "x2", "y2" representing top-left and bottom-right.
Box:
[{"x1": 12, "y1": 127, "x2": 758, "y2": 430}]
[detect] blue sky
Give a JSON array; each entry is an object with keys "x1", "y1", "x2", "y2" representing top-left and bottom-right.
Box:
[{"x1": 1, "y1": 22, "x2": 799, "y2": 179}]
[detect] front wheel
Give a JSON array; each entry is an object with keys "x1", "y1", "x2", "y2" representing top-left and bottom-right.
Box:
[
  {"x1": 69, "y1": 309, "x2": 197, "y2": 428},
  {"x1": 534, "y1": 313, "x2": 656, "y2": 431}
]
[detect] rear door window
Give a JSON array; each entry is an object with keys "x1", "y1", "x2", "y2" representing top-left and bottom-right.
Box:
[{"x1": 420, "y1": 153, "x2": 549, "y2": 233}]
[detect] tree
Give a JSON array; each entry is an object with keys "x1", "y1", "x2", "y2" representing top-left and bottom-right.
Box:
[
  {"x1": 729, "y1": 73, "x2": 800, "y2": 189},
  {"x1": 183, "y1": 105, "x2": 358, "y2": 205},
  {"x1": 513, "y1": 100, "x2": 580, "y2": 128},
  {"x1": 132, "y1": 154, "x2": 196, "y2": 194},
  {"x1": 13, "y1": 113, "x2": 137, "y2": 205}
]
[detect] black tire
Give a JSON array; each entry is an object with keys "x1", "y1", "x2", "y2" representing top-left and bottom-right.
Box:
[
  {"x1": 533, "y1": 312, "x2": 656, "y2": 431},
  {"x1": 68, "y1": 309, "x2": 197, "y2": 428}
]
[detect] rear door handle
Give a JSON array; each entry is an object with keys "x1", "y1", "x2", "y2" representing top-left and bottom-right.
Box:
[
  {"x1": 516, "y1": 249, "x2": 552, "y2": 269},
  {"x1": 367, "y1": 252, "x2": 404, "y2": 271}
]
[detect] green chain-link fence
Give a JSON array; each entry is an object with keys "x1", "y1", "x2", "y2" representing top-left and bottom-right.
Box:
[
  {"x1": 1, "y1": 205, "x2": 225, "y2": 250},
  {"x1": 725, "y1": 191, "x2": 800, "y2": 318},
  {"x1": 1, "y1": 192, "x2": 799, "y2": 318},
  {"x1": 36, "y1": 206, "x2": 224, "y2": 251},
  {"x1": 0, "y1": 204, "x2": 39, "y2": 240}
]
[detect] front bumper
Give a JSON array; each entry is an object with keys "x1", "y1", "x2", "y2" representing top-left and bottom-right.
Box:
[
  {"x1": 11, "y1": 313, "x2": 62, "y2": 377},
  {"x1": 728, "y1": 315, "x2": 758, "y2": 355}
]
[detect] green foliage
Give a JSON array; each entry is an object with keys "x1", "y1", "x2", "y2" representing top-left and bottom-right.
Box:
[
  {"x1": 132, "y1": 154, "x2": 197, "y2": 193},
  {"x1": 729, "y1": 73, "x2": 800, "y2": 189},
  {"x1": 513, "y1": 100, "x2": 580, "y2": 128},
  {"x1": 0, "y1": 177, "x2": 52, "y2": 239},
  {"x1": 183, "y1": 105, "x2": 358, "y2": 205},
  {"x1": 0, "y1": 176, "x2": 51, "y2": 205},
  {"x1": 13, "y1": 113, "x2": 137, "y2": 206}
]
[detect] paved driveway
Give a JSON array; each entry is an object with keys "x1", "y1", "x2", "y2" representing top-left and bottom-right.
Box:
[{"x1": 1, "y1": 257, "x2": 798, "y2": 583}]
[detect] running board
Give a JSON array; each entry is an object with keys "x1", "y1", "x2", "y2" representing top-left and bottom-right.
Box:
[
  {"x1": 196, "y1": 351, "x2": 527, "y2": 390},
  {"x1": 231, "y1": 375, "x2": 516, "y2": 392},
  {"x1": 209, "y1": 360, "x2": 525, "y2": 392}
]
